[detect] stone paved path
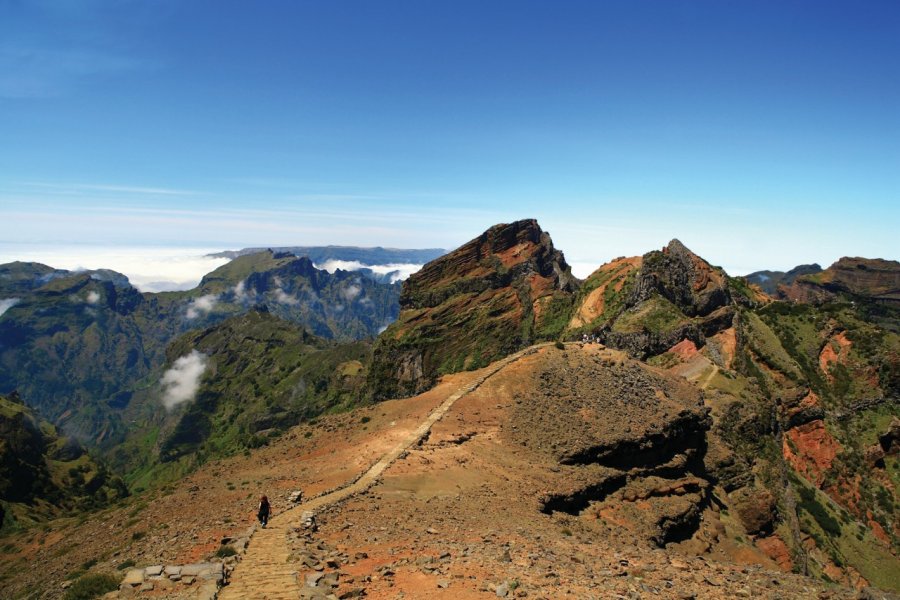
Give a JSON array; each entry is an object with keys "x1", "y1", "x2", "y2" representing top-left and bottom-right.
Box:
[{"x1": 218, "y1": 344, "x2": 548, "y2": 599}]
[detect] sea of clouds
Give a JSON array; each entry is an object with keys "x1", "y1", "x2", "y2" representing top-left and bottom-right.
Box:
[
  {"x1": 0, "y1": 246, "x2": 428, "y2": 293},
  {"x1": 0, "y1": 245, "x2": 232, "y2": 292}
]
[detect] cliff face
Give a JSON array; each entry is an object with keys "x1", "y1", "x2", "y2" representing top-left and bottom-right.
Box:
[{"x1": 368, "y1": 219, "x2": 577, "y2": 399}]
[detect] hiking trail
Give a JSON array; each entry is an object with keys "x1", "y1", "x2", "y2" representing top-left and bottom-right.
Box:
[{"x1": 218, "y1": 343, "x2": 548, "y2": 599}]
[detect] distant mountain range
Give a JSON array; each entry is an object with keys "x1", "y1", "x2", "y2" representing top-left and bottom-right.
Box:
[
  {"x1": 0, "y1": 251, "x2": 402, "y2": 456},
  {"x1": 208, "y1": 245, "x2": 445, "y2": 265},
  {"x1": 745, "y1": 263, "x2": 823, "y2": 295}
]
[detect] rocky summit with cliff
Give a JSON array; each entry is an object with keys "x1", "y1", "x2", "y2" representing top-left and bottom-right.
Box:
[{"x1": 0, "y1": 219, "x2": 898, "y2": 600}]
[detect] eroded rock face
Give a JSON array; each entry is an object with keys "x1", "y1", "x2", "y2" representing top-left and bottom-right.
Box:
[
  {"x1": 731, "y1": 486, "x2": 777, "y2": 535},
  {"x1": 511, "y1": 348, "x2": 714, "y2": 547},
  {"x1": 782, "y1": 419, "x2": 841, "y2": 487},
  {"x1": 368, "y1": 219, "x2": 577, "y2": 399}
]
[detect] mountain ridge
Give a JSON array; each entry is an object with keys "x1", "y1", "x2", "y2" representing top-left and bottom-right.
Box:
[{"x1": 0, "y1": 219, "x2": 898, "y2": 597}]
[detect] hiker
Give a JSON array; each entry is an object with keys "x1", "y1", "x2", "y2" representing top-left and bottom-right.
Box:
[{"x1": 257, "y1": 495, "x2": 271, "y2": 528}]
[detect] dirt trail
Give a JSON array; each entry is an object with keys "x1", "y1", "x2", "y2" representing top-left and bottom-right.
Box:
[{"x1": 218, "y1": 343, "x2": 550, "y2": 599}]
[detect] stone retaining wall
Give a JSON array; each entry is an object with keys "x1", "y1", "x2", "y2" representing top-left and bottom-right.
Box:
[{"x1": 116, "y1": 561, "x2": 224, "y2": 599}]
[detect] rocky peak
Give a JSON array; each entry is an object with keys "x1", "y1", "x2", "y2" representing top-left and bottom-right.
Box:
[
  {"x1": 632, "y1": 239, "x2": 731, "y2": 317},
  {"x1": 369, "y1": 219, "x2": 578, "y2": 399},
  {"x1": 400, "y1": 218, "x2": 576, "y2": 310}
]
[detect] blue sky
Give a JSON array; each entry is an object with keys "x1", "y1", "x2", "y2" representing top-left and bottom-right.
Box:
[{"x1": 1, "y1": 0, "x2": 898, "y2": 279}]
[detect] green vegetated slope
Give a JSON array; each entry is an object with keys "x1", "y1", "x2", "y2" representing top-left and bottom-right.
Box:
[
  {"x1": 608, "y1": 253, "x2": 899, "y2": 589},
  {"x1": 112, "y1": 310, "x2": 371, "y2": 490},
  {"x1": 588, "y1": 246, "x2": 900, "y2": 589},
  {"x1": 0, "y1": 251, "x2": 398, "y2": 449},
  {"x1": 0, "y1": 392, "x2": 127, "y2": 531}
]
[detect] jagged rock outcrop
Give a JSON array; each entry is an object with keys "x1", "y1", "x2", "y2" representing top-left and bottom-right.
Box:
[
  {"x1": 631, "y1": 239, "x2": 732, "y2": 317},
  {"x1": 571, "y1": 240, "x2": 738, "y2": 359},
  {"x1": 368, "y1": 219, "x2": 577, "y2": 399}
]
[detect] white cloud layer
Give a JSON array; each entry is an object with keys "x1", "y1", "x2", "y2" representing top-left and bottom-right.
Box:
[
  {"x1": 160, "y1": 350, "x2": 208, "y2": 410},
  {"x1": 0, "y1": 245, "x2": 230, "y2": 292},
  {"x1": 86, "y1": 290, "x2": 100, "y2": 304},
  {"x1": 0, "y1": 298, "x2": 21, "y2": 316}
]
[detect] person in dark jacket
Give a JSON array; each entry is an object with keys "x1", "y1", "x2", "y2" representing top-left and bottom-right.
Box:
[{"x1": 257, "y1": 495, "x2": 271, "y2": 528}]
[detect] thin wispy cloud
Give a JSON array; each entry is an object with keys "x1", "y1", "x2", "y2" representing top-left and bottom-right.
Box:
[
  {"x1": 274, "y1": 288, "x2": 299, "y2": 306},
  {"x1": 0, "y1": 0, "x2": 164, "y2": 99},
  {"x1": 0, "y1": 43, "x2": 149, "y2": 98},
  {"x1": 341, "y1": 283, "x2": 361, "y2": 302},
  {"x1": 232, "y1": 280, "x2": 256, "y2": 303},
  {"x1": 21, "y1": 182, "x2": 199, "y2": 196}
]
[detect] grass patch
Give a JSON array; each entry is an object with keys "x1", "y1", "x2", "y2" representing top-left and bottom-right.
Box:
[
  {"x1": 215, "y1": 546, "x2": 238, "y2": 558},
  {"x1": 63, "y1": 573, "x2": 119, "y2": 600},
  {"x1": 612, "y1": 295, "x2": 688, "y2": 335},
  {"x1": 797, "y1": 486, "x2": 841, "y2": 536}
]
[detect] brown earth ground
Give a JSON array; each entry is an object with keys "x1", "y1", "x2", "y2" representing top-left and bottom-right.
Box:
[{"x1": 0, "y1": 345, "x2": 872, "y2": 599}]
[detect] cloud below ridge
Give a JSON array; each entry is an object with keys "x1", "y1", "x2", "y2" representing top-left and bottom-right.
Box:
[
  {"x1": 0, "y1": 298, "x2": 21, "y2": 317},
  {"x1": 160, "y1": 350, "x2": 208, "y2": 410},
  {"x1": 316, "y1": 260, "x2": 423, "y2": 283},
  {"x1": 186, "y1": 293, "x2": 219, "y2": 319}
]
